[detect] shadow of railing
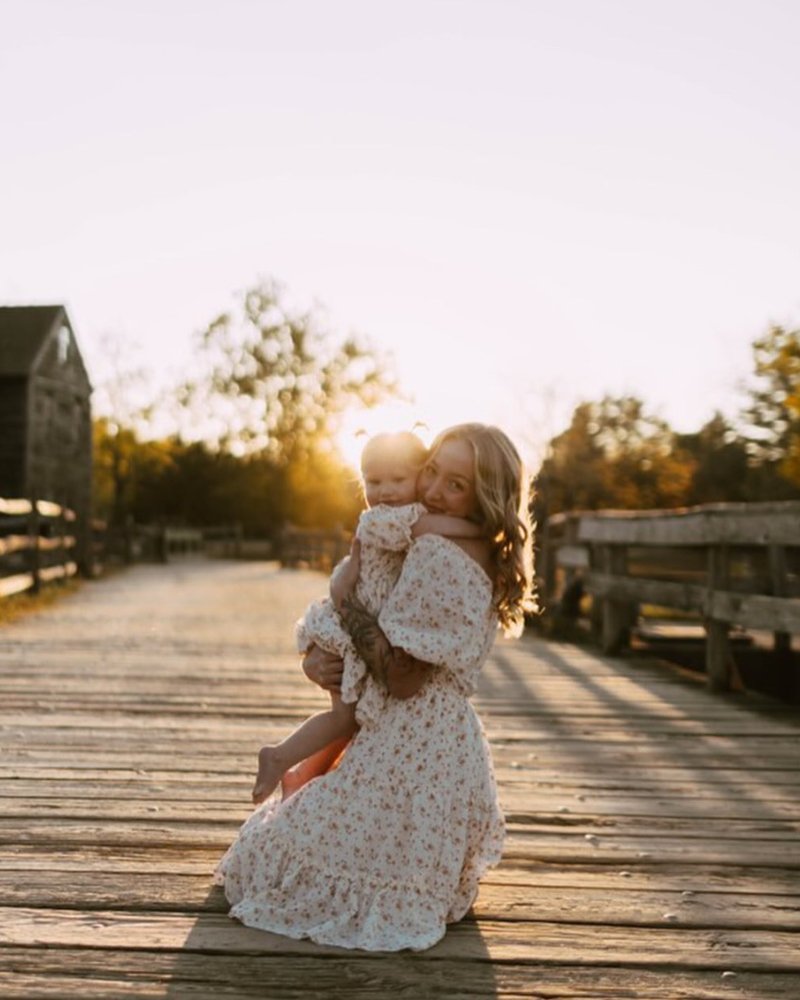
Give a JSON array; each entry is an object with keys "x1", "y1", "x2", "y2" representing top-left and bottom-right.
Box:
[{"x1": 479, "y1": 633, "x2": 800, "y2": 842}]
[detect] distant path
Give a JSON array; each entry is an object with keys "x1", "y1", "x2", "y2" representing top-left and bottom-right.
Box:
[{"x1": 0, "y1": 561, "x2": 798, "y2": 998}]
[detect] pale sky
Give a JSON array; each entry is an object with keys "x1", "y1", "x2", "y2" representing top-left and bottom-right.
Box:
[{"x1": 2, "y1": 0, "x2": 799, "y2": 468}]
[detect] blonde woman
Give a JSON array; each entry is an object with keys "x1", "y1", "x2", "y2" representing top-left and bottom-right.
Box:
[{"x1": 216, "y1": 423, "x2": 536, "y2": 952}]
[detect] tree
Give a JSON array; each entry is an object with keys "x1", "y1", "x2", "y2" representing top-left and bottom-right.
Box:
[
  {"x1": 92, "y1": 417, "x2": 141, "y2": 525},
  {"x1": 535, "y1": 395, "x2": 695, "y2": 518},
  {"x1": 741, "y1": 324, "x2": 800, "y2": 490},
  {"x1": 677, "y1": 413, "x2": 753, "y2": 504},
  {"x1": 90, "y1": 334, "x2": 164, "y2": 526},
  {"x1": 179, "y1": 277, "x2": 398, "y2": 463}
]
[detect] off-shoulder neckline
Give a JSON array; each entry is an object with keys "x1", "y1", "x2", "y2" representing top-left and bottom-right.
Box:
[{"x1": 412, "y1": 533, "x2": 494, "y2": 590}]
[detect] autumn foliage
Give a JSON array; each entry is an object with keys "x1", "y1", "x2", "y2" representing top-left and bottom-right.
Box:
[{"x1": 92, "y1": 296, "x2": 800, "y2": 535}]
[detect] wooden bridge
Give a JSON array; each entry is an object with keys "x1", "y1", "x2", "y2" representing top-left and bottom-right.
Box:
[{"x1": 0, "y1": 560, "x2": 798, "y2": 998}]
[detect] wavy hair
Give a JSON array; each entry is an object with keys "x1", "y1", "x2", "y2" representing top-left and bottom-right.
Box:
[{"x1": 427, "y1": 423, "x2": 537, "y2": 636}]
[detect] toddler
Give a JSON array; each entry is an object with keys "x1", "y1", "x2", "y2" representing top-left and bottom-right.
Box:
[{"x1": 251, "y1": 430, "x2": 481, "y2": 803}]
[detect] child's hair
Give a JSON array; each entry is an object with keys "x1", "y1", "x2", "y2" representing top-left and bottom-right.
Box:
[
  {"x1": 427, "y1": 423, "x2": 537, "y2": 636},
  {"x1": 360, "y1": 431, "x2": 429, "y2": 473}
]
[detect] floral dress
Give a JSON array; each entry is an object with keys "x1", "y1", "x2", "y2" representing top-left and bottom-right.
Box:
[
  {"x1": 215, "y1": 533, "x2": 505, "y2": 952},
  {"x1": 295, "y1": 502, "x2": 427, "y2": 725}
]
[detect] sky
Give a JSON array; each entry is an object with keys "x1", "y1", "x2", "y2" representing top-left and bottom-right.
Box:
[{"x1": 2, "y1": 0, "x2": 799, "y2": 469}]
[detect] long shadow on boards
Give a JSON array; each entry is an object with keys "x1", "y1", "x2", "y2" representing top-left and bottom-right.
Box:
[{"x1": 162, "y1": 885, "x2": 499, "y2": 999}]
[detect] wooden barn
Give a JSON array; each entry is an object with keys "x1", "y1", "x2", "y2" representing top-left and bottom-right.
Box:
[{"x1": 0, "y1": 305, "x2": 93, "y2": 569}]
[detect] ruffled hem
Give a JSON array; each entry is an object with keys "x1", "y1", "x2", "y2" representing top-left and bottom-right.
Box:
[{"x1": 214, "y1": 806, "x2": 503, "y2": 952}]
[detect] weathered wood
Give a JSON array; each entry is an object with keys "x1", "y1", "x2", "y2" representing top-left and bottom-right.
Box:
[
  {"x1": 586, "y1": 574, "x2": 800, "y2": 635},
  {"x1": 2, "y1": 872, "x2": 797, "y2": 930},
  {"x1": 571, "y1": 502, "x2": 800, "y2": 547},
  {"x1": 543, "y1": 504, "x2": 799, "y2": 702},
  {"x1": 588, "y1": 571, "x2": 706, "y2": 611},
  {"x1": 1, "y1": 906, "x2": 799, "y2": 971},
  {"x1": 599, "y1": 546, "x2": 635, "y2": 654},
  {"x1": 2, "y1": 951, "x2": 799, "y2": 1000},
  {"x1": 1, "y1": 561, "x2": 799, "y2": 999},
  {"x1": 706, "y1": 545, "x2": 732, "y2": 691},
  {"x1": 769, "y1": 544, "x2": 792, "y2": 653}
]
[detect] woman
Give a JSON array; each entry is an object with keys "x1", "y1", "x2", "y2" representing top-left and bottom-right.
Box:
[{"x1": 215, "y1": 423, "x2": 536, "y2": 951}]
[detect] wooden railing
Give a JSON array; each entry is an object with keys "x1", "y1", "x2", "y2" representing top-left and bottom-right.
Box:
[
  {"x1": 99, "y1": 522, "x2": 244, "y2": 564},
  {"x1": 278, "y1": 525, "x2": 351, "y2": 573},
  {"x1": 540, "y1": 501, "x2": 800, "y2": 691},
  {"x1": 0, "y1": 497, "x2": 79, "y2": 599}
]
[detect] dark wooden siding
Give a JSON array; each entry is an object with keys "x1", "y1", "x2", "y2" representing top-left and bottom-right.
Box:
[
  {"x1": 27, "y1": 376, "x2": 91, "y2": 509},
  {"x1": 0, "y1": 377, "x2": 27, "y2": 495}
]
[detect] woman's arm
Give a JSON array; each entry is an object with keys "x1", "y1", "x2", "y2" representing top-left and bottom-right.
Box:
[
  {"x1": 337, "y1": 590, "x2": 432, "y2": 699},
  {"x1": 411, "y1": 513, "x2": 482, "y2": 539}
]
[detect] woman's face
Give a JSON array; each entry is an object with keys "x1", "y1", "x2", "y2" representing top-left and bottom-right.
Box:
[{"x1": 418, "y1": 437, "x2": 478, "y2": 519}]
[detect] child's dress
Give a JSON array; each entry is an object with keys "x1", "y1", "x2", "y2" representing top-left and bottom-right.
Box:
[
  {"x1": 295, "y1": 501, "x2": 427, "y2": 725},
  {"x1": 215, "y1": 534, "x2": 505, "y2": 952}
]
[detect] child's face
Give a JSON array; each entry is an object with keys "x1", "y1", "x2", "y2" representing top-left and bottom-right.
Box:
[{"x1": 361, "y1": 454, "x2": 419, "y2": 508}]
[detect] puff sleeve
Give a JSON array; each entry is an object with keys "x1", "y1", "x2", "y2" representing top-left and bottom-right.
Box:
[
  {"x1": 377, "y1": 534, "x2": 497, "y2": 696},
  {"x1": 355, "y1": 502, "x2": 427, "y2": 551},
  {"x1": 295, "y1": 599, "x2": 370, "y2": 709},
  {"x1": 295, "y1": 597, "x2": 350, "y2": 657}
]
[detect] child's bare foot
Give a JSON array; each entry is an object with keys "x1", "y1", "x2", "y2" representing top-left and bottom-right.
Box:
[{"x1": 252, "y1": 746, "x2": 286, "y2": 804}]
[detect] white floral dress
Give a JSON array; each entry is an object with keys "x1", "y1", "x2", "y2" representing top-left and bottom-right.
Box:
[
  {"x1": 215, "y1": 533, "x2": 505, "y2": 952},
  {"x1": 295, "y1": 502, "x2": 427, "y2": 724}
]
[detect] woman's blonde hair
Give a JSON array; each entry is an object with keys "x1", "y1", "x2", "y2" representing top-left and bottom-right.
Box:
[{"x1": 428, "y1": 423, "x2": 537, "y2": 636}]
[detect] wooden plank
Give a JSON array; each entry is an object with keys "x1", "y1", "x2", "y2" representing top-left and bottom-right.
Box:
[
  {"x1": 587, "y1": 573, "x2": 800, "y2": 634},
  {"x1": 2, "y1": 950, "x2": 798, "y2": 1000},
  {"x1": 0, "y1": 572, "x2": 34, "y2": 598},
  {"x1": 710, "y1": 591, "x2": 800, "y2": 634},
  {"x1": 0, "y1": 872, "x2": 797, "y2": 931},
  {"x1": 2, "y1": 560, "x2": 799, "y2": 998},
  {"x1": 574, "y1": 502, "x2": 800, "y2": 546},
  {"x1": 1, "y1": 907, "x2": 799, "y2": 971},
  {"x1": 3, "y1": 782, "x2": 799, "y2": 820}
]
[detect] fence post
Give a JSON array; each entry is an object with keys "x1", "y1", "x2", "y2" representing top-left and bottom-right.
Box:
[
  {"x1": 706, "y1": 544, "x2": 731, "y2": 691},
  {"x1": 768, "y1": 545, "x2": 791, "y2": 654},
  {"x1": 600, "y1": 544, "x2": 632, "y2": 654},
  {"x1": 540, "y1": 518, "x2": 558, "y2": 614},
  {"x1": 29, "y1": 500, "x2": 41, "y2": 594}
]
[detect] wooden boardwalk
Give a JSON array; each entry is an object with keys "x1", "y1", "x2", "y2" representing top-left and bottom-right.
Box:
[{"x1": 0, "y1": 561, "x2": 798, "y2": 999}]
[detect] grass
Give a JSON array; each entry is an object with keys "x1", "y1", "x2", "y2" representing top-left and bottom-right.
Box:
[{"x1": 0, "y1": 578, "x2": 82, "y2": 627}]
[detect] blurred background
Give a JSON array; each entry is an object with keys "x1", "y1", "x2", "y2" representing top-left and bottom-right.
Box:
[{"x1": 1, "y1": 0, "x2": 798, "y2": 539}]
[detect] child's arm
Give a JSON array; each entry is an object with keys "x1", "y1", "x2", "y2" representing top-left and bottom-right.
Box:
[{"x1": 411, "y1": 513, "x2": 482, "y2": 539}]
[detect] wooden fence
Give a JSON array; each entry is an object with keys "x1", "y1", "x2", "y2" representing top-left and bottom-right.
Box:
[
  {"x1": 278, "y1": 525, "x2": 351, "y2": 573},
  {"x1": 0, "y1": 500, "x2": 346, "y2": 596},
  {"x1": 0, "y1": 497, "x2": 79, "y2": 599},
  {"x1": 540, "y1": 500, "x2": 800, "y2": 691}
]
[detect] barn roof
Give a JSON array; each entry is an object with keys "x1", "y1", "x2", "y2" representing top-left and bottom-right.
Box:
[{"x1": 0, "y1": 305, "x2": 72, "y2": 376}]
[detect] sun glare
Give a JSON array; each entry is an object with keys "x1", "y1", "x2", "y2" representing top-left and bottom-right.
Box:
[{"x1": 337, "y1": 401, "x2": 435, "y2": 471}]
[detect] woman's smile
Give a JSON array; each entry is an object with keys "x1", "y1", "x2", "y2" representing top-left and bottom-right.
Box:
[{"x1": 418, "y1": 438, "x2": 477, "y2": 519}]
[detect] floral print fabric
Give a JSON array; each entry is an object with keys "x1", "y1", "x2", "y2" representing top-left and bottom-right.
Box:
[
  {"x1": 215, "y1": 533, "x2": 505, "y2": 951},
  {"x1": 294, "y1": 502, "x2": 427, "y2": 724}
]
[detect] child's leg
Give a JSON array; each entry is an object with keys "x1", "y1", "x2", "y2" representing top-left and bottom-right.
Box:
[
  {"x1": 252, "y1": 695, "x2": 357, "y2": 804},
  {"x1": 280, "y1": 735, "x2": 352, "y2": 801}
]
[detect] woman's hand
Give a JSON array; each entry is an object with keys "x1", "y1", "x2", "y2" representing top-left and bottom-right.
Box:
[
  {"x1": 330, "y1": 538, "x2": 361, "y2": 610},
  {"x1": 302, "y1": 643, "x2": 344, "y2": 693}
]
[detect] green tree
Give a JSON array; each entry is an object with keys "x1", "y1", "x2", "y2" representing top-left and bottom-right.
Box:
[
  {"x1": 179, "y1": 277, "x2": 398, "y2": 463},
  {"x1": 741, "y1": 324, "x2": 800, "y2": 490},
  {"x1": 535, "y1": 395, "x2": 695, "y2": 518},
  {"x1": 677, "y1": 413, "x2": 752, "y2": 504}
]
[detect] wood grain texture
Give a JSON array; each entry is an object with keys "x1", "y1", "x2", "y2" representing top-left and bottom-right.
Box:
[{"x1": 1, "y1": 560, "x2": 798, "y2": 998}]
